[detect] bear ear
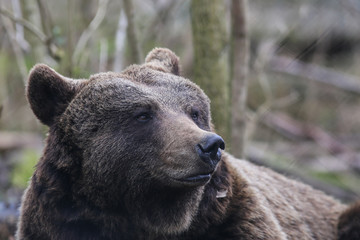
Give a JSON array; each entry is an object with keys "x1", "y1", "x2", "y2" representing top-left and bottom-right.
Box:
[
  {"x1": 26, "y1": 64, "x2": 86, "y2": 126},
  {"x1": 145, "y1": 48, "x2": 180, "y2": 76}
]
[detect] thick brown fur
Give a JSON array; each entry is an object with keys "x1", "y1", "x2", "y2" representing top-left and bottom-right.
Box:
[
  {"x1": 338, "y1": 201, "x2": 360, "y2": 240},
  {"x1": 17, "y1": 48, "x2": 356, "y2": 239}
]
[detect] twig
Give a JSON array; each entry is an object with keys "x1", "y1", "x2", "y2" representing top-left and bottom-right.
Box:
[
  {"x1": 246, "y1": 40, "x2": 299, "y2": 142},
  {"x1": 1, "y1": 12, "x2": 27, "y2": 83},
  {"x1": 0, "y1": 5, "x2": 61, "y2": 61},
  {"x1": 0, "y1": 6, "x2": 47, "y2": 43},
  {"x1": 341, "y1": 0, "x2": 360, "y2": 17},
  {"x1": 72, "y1": 0, "x2": 109, "y2": 66},
  {"x1": 11, "y1": 0, "x2": 30, "y2": 51},
  {"x1": 143, "y1": 0, "x2": 179, "y2": 43},
  {"x1": 246, "y1": 92, "x2": 299, "y2": 141},
  {"x1": 0, "y1": 132, "x2": 42, "y2": 151},
  {"x1": 262, "y1": 112, "x2": 352, "y2": 155},
  {"x1": 35, "y1": 0, "x2": 61, "y2": 60},
  {"x1": 36, "y1": 0, "x2": 53, "y2": 39},
  {"x1": 269, "y1": 55, "x2": 360, "y2": 94}
]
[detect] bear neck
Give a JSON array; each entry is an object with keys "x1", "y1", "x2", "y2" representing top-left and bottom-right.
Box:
[
  {"x1": 30, "y1": 126, "x2": 83, "y2": 213},
  {"x1": 183, "y1": 155, "x2": 234, "y2": 236}
]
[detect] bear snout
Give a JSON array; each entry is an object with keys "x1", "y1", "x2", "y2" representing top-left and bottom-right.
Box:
[{"x1": 196, "y1": 134, "x2": 225, "y2": 168}]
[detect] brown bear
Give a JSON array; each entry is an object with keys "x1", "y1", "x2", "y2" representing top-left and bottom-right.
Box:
[{"x1": 16, "y1": 48, "x2": 358, "y2": 239}]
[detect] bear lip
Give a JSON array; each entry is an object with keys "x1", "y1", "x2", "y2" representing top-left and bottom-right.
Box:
[{"x1": 176, "y1": 172, "x2": 213, "y2": 186}]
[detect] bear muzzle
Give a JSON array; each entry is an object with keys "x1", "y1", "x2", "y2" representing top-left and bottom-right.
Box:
[
  {"x1": 196, "y1": 134, "x2": 225, "y2": 168},
  {"x1": 178, "y1": 134, "x2": 225, "y2": 186}
]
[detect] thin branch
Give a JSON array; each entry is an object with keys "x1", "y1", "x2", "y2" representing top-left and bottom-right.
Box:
[
  {"x1": 36, "y1": 0, "x2": 54, "y2": 39},
  {"x1": 246, "y1": 143, "x2": 359, "y2": 202},
  {"x1": 72, "y1": 0, "x2": 109, "y2": 65},
  {"x1": 11, "y1": 0, "x2": 30, "y2": 51},
  {"x1": 340, "y1": 0, "x2": 360, "y2": 17},
  {"x1": 0, "y1": 6, "x2": 47, "y2": 43},
  {"x1": 35, "y1": 0, "x2": 61, "y2": 60},
  {"x1": 246, "y1": 91, "x2": 299, "y2": 141},
  {"x1": 269, "y1": 55, "x2": 360, "y2": 94},
  {"x1": 245, "y1": 40, "x2": 276, "y2": 149},
  {"x1": 262, "y1": 112, "x2": 353, "y2": 155},
  {"x1": 0, "y1": 132, "x2": 42, "y2": 151},
  {"x1": 143, "y1": 0, "x2": 179, "y2": 43},
  {"x1": 0, "y1": 5, "x2": 61, "y2": 61},
  {"x1": 1, "y1": 12, "x2": 27, "y2": 83}
]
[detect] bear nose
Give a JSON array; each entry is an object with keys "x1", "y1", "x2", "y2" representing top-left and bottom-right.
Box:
[{"x1": 196, "y1": 134, "x2": 225, "y2": 168}]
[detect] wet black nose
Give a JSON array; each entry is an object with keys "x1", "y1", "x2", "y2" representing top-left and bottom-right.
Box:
[{"x1": 197, "y1": 134, "x2": 225, "y2": 167}]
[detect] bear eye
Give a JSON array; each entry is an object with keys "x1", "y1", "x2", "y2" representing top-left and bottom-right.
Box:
[
  {"x1": 136, "y1": 112, "x2": 152, "y2": 123},
  {"x1": 191, "y1": 110, "x2": 199, "y2": 122}
]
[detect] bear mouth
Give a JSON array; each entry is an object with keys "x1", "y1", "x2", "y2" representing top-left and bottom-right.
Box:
[{"x1": 176, "y1": 172, "x2": 213, "y2": 186}]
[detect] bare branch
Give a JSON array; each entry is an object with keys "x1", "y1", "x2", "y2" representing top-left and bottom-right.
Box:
[
  {"x1": 0, "y1": 132, "x2": 42, "y2": 151},
  {"x1": 35, "y1": 0, "x2": 61, "y2": 60},
  {"x1": 0, "y1": 6, "x2": 47, "y2": 43},
  {"x1": 246, "y1": 41, "x2": 276, "y2": 142},
  {"x1": 246, "y1": 143, "x2": 359, "y2": 202},
  {"x1": 0, "y1": 5, "x2": 62, "y2": 61},
  {"x1": 72, "y1": 0, "x2": 109, "y2": 66},
  {"x1": 36, "y1": 0, "x2": 54, "y2": 38},
  {"x1": 143, "y1": 1, "x2": 179, "y2": 43},
  {"x1": 341, "y1": 0, "x2": 360, "y2": 17},
  {"x1": 1, "y1": 13, "x2": 27, "y2": 82},
  {"x1": 269, "y1": 55, "x2": 360, "y2": 94},
  {"x1": 246, "y1": 91, "x2": 299, "y2": 141},
  {"x1": 262, "y1": 112, "x2": 354, "y2": 156},
  {"x1": 11, "y1": 0, "x2": 30, "y2": 51}
]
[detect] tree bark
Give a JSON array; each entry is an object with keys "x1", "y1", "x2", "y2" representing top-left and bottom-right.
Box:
[
  {"x1": 123, "y1": 0, "x2": 142, "y2": 64},
  {"x1": 113, "y1": 9, "x2": 127, "y2": 72},
  {"x1": 230, "y1": 0, "x2": 249, "y2": 158},
  {"x1": 190, "y1": 0, "x2": 230, "y2": 143}
]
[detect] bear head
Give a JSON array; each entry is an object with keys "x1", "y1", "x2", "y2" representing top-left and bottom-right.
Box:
[{"x1": 26, "y1": 48, "x2": 225, "y2": 234}]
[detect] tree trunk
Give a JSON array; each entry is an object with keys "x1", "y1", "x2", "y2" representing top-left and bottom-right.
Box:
[
  {"x1": 113, "y1": 9, "x2": 127, "y2": 72},
  {"x1": 230, "y1": 0, "x2": 249, "y2": 158},
  {"x1": 123, "y1": 0, "x2": 142, "y2": 64},
  {"x1": 190, "y1": 0, "x2": 230, "y2": 144}
]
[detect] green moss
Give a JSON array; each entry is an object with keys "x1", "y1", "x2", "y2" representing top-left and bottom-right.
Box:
[{"x1": 11, "y1": 149, "x2": 39, "y2": 189}]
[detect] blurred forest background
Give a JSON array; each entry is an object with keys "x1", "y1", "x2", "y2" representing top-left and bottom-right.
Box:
[{"x1": 1, "y1": 0, "x2": 360, "y2": 238}]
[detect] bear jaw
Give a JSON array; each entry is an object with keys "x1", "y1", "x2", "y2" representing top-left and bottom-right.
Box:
[{"x1": 135, "y1": 185, "x2": 206, "y2": 235}]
